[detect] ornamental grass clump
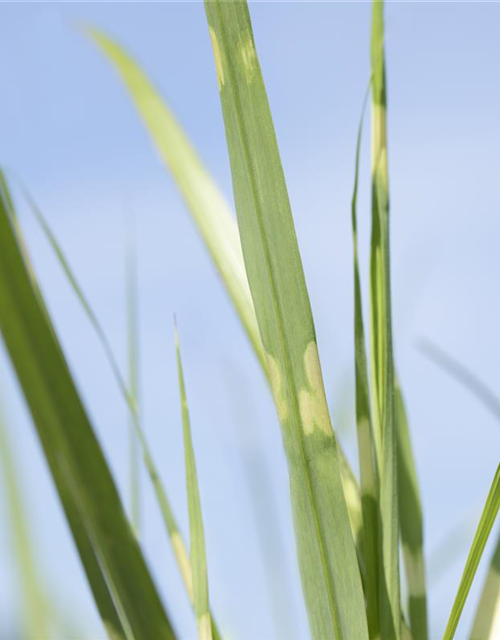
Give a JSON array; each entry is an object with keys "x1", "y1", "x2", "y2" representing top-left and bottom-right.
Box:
[{"x1": 0, "y1": 2, "x2": 499, "y2": 639}]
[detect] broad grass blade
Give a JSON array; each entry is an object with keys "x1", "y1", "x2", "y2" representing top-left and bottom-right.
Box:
[
  {"x1": 204, "y1": 2, "x2": 368, "y2": 638},
  {"x1": 443, "y1": 464, "x2": 500, "y2": 640},
  {"x1": 175, "y1": 326, "x2": 212, "y2": 640},
  {"x1": 0, "y1": 401, "x2": 50, "y2": 639},
  {"x1": 0, "y1": 179, "x2": 174, "y2": 639},
  {"x1": 370, "y1": 2, "x2": 401, "y2": 636},
  {"x1": 12, "y1": 178, "x2": 222, "y2": 640},
  {"x1": 351, "y1": 85, "x2": 380, "y2": 638},
  {"x1": 395, "y1": 381, "x2": 428, "y2": 639}
]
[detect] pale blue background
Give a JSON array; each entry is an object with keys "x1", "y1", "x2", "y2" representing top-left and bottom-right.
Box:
[{"x1": 0, "y1": 2, "x2": 500, "y2": 639}]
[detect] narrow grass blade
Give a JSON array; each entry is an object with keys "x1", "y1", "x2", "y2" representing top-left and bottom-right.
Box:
[
  {"x1": 85, "y1": 27, "x2": 264, "y2": 374},
  {"x1": 126, "y1": 223, "x2": 141, "y2": 535},
  {"x1": 370, "y1": 2, "x2": 401, "y2": 637},
  {"x1": 10, "y1": 177, "x2": 222, "y2": 640},
  {"x1": 175, "y1": 325, "x2": 212, "y2": 640},
  {"x1": 204, "y1": 3, "x2": 368, "y2": 638},
  {"x1": 0, "y1": 178, "x2": 174, "y2": 639},
  {"x1": 0, "y1": 401, "x2": 50, "y2": 639},
  {"x1": 83, "y1": 30, "x2": 365, "y2": 566},
  {"x1": 395, "y1": 381, "x2": 428, "y2": 640},
  {"x1": 443, "y1": 464, "x2": 500, "y2": 640},
  {"x1": 351, "y1": 84, "x2": 380, "y2": 638},
  {"x1": 470, "y1": 530, "x2": 500, "y2": 640}
]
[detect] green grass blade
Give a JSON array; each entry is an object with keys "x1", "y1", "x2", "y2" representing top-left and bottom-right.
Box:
[
  {"x1": 443, "y1": 464, "x2": 500, "y2": 640},
  {"x1": 470, "y1": 530, "x2": 500, "y2": 640},
  {"x1": 83, "y1": 30, "x2": 366, "y2": 569},
  {"x1": 85, "y1": 26, "x2": 265, "y2": 374},
  {"x1": 370, "y1": 2, "x2": 401, "y2": 637},
  {"x1": 204, "y1": 3, "x2": 368, "y2": 638},
  {"x1": 126, "y1": 223, "x2": 141, "y2": 535},
  {"x1": 395, "y1": 381, "x2": 428, "y2": 640},
  {"x1": 175, "y1": 325, "x2": 212, "y2": 640},
  {"x1": 0, "y1": 401, "x2": 51, "y2": 639},
  {"x1": 11, "y1": 177, "x2": 222, "y2": 640},
  {"x1": 0, "y1": 178, "x2": 174, "y2": 640},
  {"x1": 351, "y1": 84, "x2": 380, "y2": 638}
]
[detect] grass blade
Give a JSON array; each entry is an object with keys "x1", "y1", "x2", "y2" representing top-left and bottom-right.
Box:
[
  {"x1": 351, "y1": 83, "x2": 380, "y2": 638},
  {"x1": 126, "y1": 223, "x2": 141, "y2": 535},
  {"x1": 0, "y1": 400, "x2": 50, "y2": 639},
  {"x1": 204, "y1": 2, "x2": 368, "y2": 638},
  {"x1": 443, "y1": 464, "x2": 500, "y2": 640},
  {"x1": 370, "y1": 2, "x2": 400, "y2": 636},
  {"x1": 85, "y1": 27, "x2": 264, "y2": 374},
  {"x1": 395, "y1": 381, "x2": 428, "y2": 639},
  {"x1": 84, "y1": 29, "x2": 365, "y2": 567},
  {"x1": 0, "y1": 177, "x2": 174, "y2": 639},
  {"x1": 470, "y1": 531, "x2": 500, "y2": 640},
  {"x1": 175, "y1": 325, "x2": 212, "y2": 640},
  {"x1": 10, "y1": 177, "x2": 222, "y2": 640}
]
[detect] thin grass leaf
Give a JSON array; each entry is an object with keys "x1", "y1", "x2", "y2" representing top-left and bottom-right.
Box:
[
  {"x1": 0, "y1": 401, "x2": 50, "y2": 639},
  {"x1": 204, "y1": 2, "x2": 368, "y2": 638},
  {"x1": 0, "y1": 175, "x2": 174, "y2": 640},
  {"x1": 370, "y1": 2, "x2": 401, "y2": 637},
  {"x1": 84, "y1": 28, "x2": 366, "y2": 566},
  {"x1": 175, "y1": 325, "x2": 212, "y2": 640},
  {"x1": 418, "y1": 338, "x2": 500, "y2": 424},
  {"x1": 10, "y1": 176, "x2": 222, "y2": 640},
  {"x1": 85, "y1": 26, "x2": 264, "y2": 374},
  {"x1": 395, "y1": 381, "x2": 428, "y2": 640},
  {"x1": 443, "y1": 464, "x2": 500, "y2": 640},
  {"x1": 126, "y1": 222, "x2": 141, "y2": 535},
  {"x1": 351, "y1": 83, "x2": 380, "y2": 638}
]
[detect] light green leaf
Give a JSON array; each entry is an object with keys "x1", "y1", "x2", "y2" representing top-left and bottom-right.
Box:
[
  {"x1": 370, "y1": 2, "x2": 401, "y2": 637},
  {"x1": 470, "y1": 530, "x2": 500, "y2": 640},
  {"x1": 204, "y1": 2, "x2": 368, "y2": 638},
  {"x1": 0, "y1": 175, "x2": 174, "y2": 640},
  {"x1": 84, "y1": 28, "x2": 365, "y2": 567},
  {"x1": 0, "y1": 400, "x2": 51, "y2": 639},
  {"x1": 444, "y1": 464, "x2": 500, "y2": 640},
  {"x1": 175, "y1": 325, "x2": 212, "y2": 640}
]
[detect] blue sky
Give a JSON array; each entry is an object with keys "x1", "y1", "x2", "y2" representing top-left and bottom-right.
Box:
[{"x1": 1, "y1": 2, "x2": 500, "y2": 639}]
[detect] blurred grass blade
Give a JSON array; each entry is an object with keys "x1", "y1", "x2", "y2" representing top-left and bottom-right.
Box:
[
  {"x1": 370, "y1": 2, "x2": 401, "y2": 637},
  {"x1": 470, "y1": 531, "x2": 500, "y2": 640},
  {"x1": 126, "y1": 222, "x2": 141, "y2": 535},
  {"x1": 85, "y1": 26, "x2": 264, "y2": 373},
  {"x1": 204, "y1": 2, "x2": 368, "y2": 638},
  {"x1": 11, "y1": 177, "x2": 222, "y2": 640},
  {"x1": 84, "y1": 29, "x2": 366, "y2": 566},
  {"x1": 0, "y1": 401, "x2": 50, "y2": 639},
  {"x1": 418, "y1": 338, "x2": 500, "y2": 424},
  {"x1": 0, "y1": 177, "x2": 174, "y2": 639},
  {"x1": 444, "y1": 464, "x2": 500, "y2": 640},
  {"x1": 395, "y1": 381, "x2": 428, "y2": 639},
  {"x1": 175, "y1": 325, "x2": 212, "y2": 640},
  {"x1": 351, "y1": 83, "x2": 380, "y2": 638}
]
